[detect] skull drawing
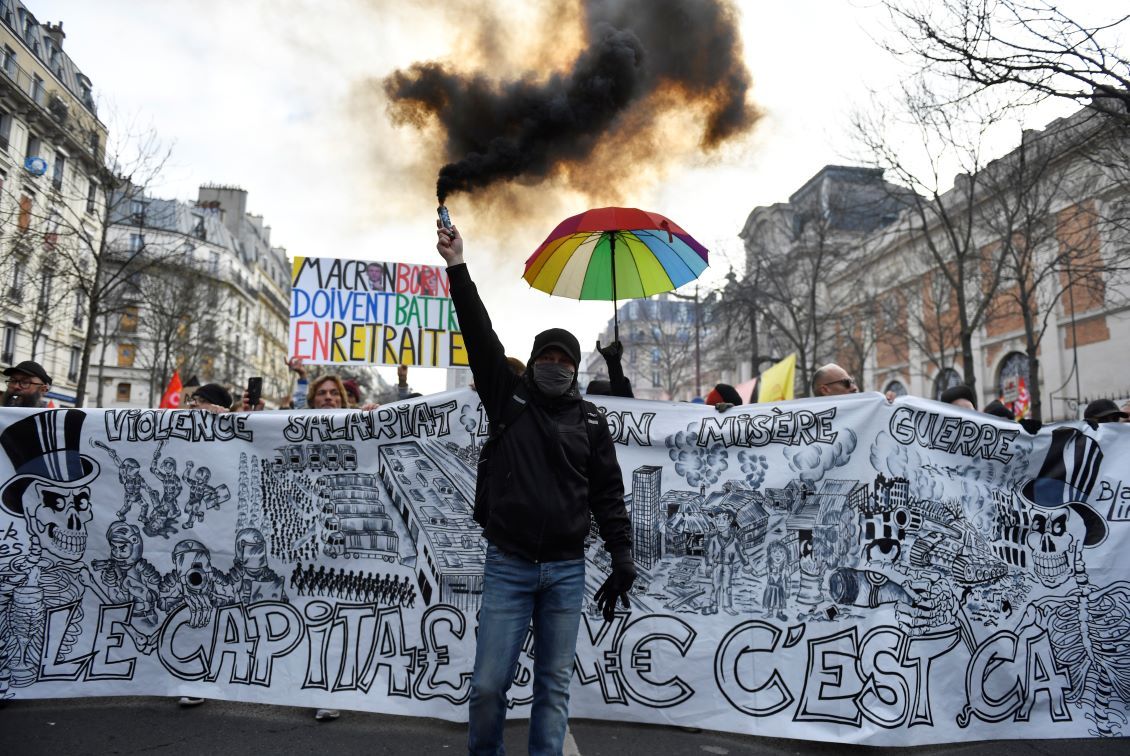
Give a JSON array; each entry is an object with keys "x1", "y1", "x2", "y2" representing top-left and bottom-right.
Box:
[
  {"x1": 1026, "y1": 506, "x2": 1088, "y2": 588},
  {"x1": 23, "y1": 482, "x2": 93, "y2": 562},
  {"x1": 0, "y1": 410, "x2": 100, "y2": 562},
  {"x1": 1019, "y1": 428, "x2": 1107, "y2": 590}
]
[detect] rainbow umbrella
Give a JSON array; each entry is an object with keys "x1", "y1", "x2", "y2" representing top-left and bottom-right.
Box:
[{"x1": 523, "y1": 207, "x2": 709, "y2": 340}]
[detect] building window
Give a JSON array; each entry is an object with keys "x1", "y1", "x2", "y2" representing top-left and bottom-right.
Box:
[
  {"x1": 17, "y1": 191, "x2": 33, "y2": 232},
  {"x1": 72, "y1": 289, "x2": 85, "y2": 327},
  {"x1": 26, "y1": 133, "x2": 40, "y2": 159},
  {"x1": 116, "y1": 382, "x2": 131, "y2": 402},
  {"x1": 119, "y1": 306, "x2": 139, "y2": 333},
  {"x1": 192, "y1": 215, "x2": 206, "y2": 240},
  {"x1": 0, "y1": 107, "x2": 11, "y2": 151},
  {"x1": 2, "y1": 322, "x2": 16, "y2": 364},
  {"x1": 67, "y1": 346, "x2": 80, "y2": 382},
  {"x1": 31, "y1": 73, "x2": 43, "y2": 105},
  {"x1": 932, "y1": 368, "x2": 962, "y2": 401},
  {"x1": 1, "y1": 45, "x2": 15, "y2": 78},
  {"x1": 117, "y1": 343, "x2": 136, "y2": 368},
  {"x1": 51, "y1": 151, "x2": 65, "y2": 190},
  {"x1": 884, "y1": 380, "x2": 907, "y2": 398},
  {"x1": 86, "y1": 180, "x2": 97, "y2": 213},
  {"x1": 36, "y1": 271, "x2": 53, "y2": 310},
  {"x1": 128, "y1": 233, "x2": 143, "y2": 253},
  {"x1": 8, "y1": 260, "x2": 23, "y2": 302},
  {"x1": 129, "y1": 199, "x2": 146, "y2": 225}
]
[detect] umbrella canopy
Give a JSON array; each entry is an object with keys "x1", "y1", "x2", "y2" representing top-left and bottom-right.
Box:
[{"x1": 524, "y1": 207, "x2": 709, "y2": 300}]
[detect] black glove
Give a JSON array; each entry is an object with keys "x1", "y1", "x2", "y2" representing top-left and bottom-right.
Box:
[
  {"x1": 596, "y1": 340, "x2": 623, "y2": 362},
  {"x1": 594, "y1": 557, "x2": 637, "y2": 623}
]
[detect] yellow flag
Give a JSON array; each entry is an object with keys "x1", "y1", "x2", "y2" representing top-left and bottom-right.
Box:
[{"x1": 757, "y1": 353, "x2": 796, "y2": 402}]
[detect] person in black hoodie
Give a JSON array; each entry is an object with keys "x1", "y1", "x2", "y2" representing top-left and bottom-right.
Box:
[{"x1": 437, "y1": 220, "x2": 635, "y2": 756}]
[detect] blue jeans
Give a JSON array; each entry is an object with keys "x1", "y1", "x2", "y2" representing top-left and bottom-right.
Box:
[{"x1": 468, "y1": 544, "x2": 586, "y2": 756}]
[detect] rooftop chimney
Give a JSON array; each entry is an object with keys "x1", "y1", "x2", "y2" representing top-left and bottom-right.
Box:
[{"x1": 43, "y1": 22, "x2": 65, "y2": 50}]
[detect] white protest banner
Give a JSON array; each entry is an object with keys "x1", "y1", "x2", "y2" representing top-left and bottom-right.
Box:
[
  {"x1": 289, "y1": 256, "x2": 467, "y2": 367},
  {"x1": 1, "y1": 392, "x2": 1128, "y2": 745}
]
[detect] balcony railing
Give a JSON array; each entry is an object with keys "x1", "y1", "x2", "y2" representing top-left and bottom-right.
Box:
[{"x1": 1, "y1": 52, "x2": 101, "y2": 159}]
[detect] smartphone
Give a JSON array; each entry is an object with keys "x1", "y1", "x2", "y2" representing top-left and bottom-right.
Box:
[{"x1": 246, "y1": 376, "x2": 262, "y2": 408}]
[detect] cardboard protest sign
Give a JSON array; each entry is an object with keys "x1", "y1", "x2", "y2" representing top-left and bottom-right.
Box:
[{"x1": 289, "y1": 256, "x2": 466, "y2": 367}]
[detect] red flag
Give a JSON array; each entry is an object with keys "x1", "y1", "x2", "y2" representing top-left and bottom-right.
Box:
[
  {"x1": 159, "y1": 370, "x2": 183, "y2": 409},
  {"x1": 1013, "y1": 376, "x2": 1031, "y2": 420}
]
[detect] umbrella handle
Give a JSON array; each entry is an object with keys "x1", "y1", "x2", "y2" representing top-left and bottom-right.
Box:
[{"x1": 610, "y1": 231, "x2": 619, "y2": 342}]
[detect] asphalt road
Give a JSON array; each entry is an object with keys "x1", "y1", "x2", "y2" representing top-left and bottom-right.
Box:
[{"x1": 1, "y1": 697, "x2": 1126, "y2": 755}]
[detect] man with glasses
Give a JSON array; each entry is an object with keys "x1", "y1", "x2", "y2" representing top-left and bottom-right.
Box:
[
  {"x1": 2, "y1": 360, "x2": 52, "y2": 407},
  {"x1": 812, "y1": 363, "x2": 859, "y2": 397}
]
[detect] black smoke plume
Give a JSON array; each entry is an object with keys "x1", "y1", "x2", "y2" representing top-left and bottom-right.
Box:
[{"x1": 383, "y1": 0, "x2": 757, "y2": 203}]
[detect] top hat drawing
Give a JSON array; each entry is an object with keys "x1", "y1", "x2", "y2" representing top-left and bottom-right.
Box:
[
  {"x1": 0, "y1": 410, "x2": 100, "y2": 515},
  {"x1": 1018, "y1": 427, "x2": 1106, "y2": 548}
]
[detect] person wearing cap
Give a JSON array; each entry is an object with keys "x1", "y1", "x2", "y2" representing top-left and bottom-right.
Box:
[
  {"x1": 812, "y1": 364, "x2": 859, "y2": 397},
  {"x1": 705, "y1": 382, "x2": 742, "y2": 412},
  {"x1": 2, "y1": 360, "x2": 52, "y2": 408},
  {"x1": 1083, "y1": 398, "x2": 1130, "y2": 424},
  {"x1": 187, "y1": 383, "x2": 233, "y2": 414},
  {"x1": 437, "y1": 221, "x2": 633, "y2": 756},
  {"x1": 939, "y1": 383, "x2": 977, "y2": 410}
]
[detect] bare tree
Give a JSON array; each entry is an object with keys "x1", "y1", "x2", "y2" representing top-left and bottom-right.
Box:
[
  {"x1": 131, "y1": 263, "x2": 215, "y2": 406},
  {"x1": 615, "y1": 297, "x2": 699, "y2": 400},
  {"x1": 734, "y1": 172, "x2": 902, "y2": 396},
  {"x1": 882, "y1": 0, "x2": 1130, "y2": 118},
  {"x1": 40, "y1": 127, "x2": 175, "y2": 405},
  {"x1": 853, "y1": 82, "x2": 1013, "y2": 394},
  {"x1": 975, "y1": 118, "x2": 1130, "y2": 420}
]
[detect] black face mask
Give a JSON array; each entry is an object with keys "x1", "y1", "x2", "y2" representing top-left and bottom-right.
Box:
[{"x1": 533, "y1": 363, "x2": 575, "y2": 397}]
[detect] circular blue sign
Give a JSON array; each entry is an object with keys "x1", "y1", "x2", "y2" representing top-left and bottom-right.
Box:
[{"x1": 24, "y1": 156, "x2": 48, "y2": 176}]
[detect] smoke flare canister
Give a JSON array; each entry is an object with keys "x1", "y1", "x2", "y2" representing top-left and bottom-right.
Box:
[{"x1": 438, "y1": 205, "x2": 453, "y2": 230}]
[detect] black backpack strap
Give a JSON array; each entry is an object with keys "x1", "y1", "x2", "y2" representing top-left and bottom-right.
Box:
[
  {"x1": 581, "y1": 400, "x2": 603, "y2": 451},
  {"x1": 489, "y1": 382, "x2": 530, "y2": 440}
]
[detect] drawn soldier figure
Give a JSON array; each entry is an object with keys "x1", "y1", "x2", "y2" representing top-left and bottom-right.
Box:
[
  {"x1": 158, "y1": 540, "x2": 237, "y2": 629},
  {"x1": 227, "y1": 528, "x2": 287, "y2": 604},
  {"x1": 93, "y1": 522, "x2": 161, "y2": 626},
  {"x1": 147, "y1": 445, "x2": 182, "y2": 538},
  {"x1": 703, "y1": 508, "x2": 749, "y2": 616}
]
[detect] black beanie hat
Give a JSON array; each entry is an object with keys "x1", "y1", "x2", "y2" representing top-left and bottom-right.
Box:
[
  {"x1": 940, "y1": 383, "x2": 977, "y2": 409},
  {"x1": 983, "y1": 399, "x2": 1016, "y2": 420},
  {"x1": 193, "y1": 383, "x2": 233, "y2": 408},
  {"x1": 529, "y1": 328, "x2": 581, "y2": 367}
]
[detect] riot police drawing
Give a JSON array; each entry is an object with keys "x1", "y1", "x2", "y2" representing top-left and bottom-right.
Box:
[
  {"x1": 93, "y1": 441, "x2": 158, "y2": 522},
  {"x1": 93, "y1": 521, "x2": 161, "y2": 626},
  {"x1": 182, "y1": 461, "x2": 228, "y2": 529},
  {"x1": 147, "y1": 443, "x2": 182, "y2": 538},
  {"x1": 158, "y1": 540, "x2": 237, "y2": 629},
  {"x1": 0, "y1": 410, "x2": 98, "y2": 693},
  {"x1": 227, "y1": 528, "x2": 287, "y2": 603}
]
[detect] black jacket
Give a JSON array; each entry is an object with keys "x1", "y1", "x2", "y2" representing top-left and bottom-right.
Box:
[{"x1": 448, "y1": 263, "x2": 632, "y2": 565}]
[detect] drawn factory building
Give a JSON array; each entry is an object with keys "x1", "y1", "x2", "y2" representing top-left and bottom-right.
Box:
[
  {"x1": 994, "y1": 491, "x2": 1031, "y2": 569},
  {"x1": 376, "y1": 441, "x2": 485, "y2": 611},
  {"x1": 860, "y1": 474, "x2": 913, "y2": 548},
  {"x1": 631, "y1": 466, "x2": 665, "y2": 569},
  {"x1": 788, "y1": 479, "x2": 866, "y2": 542}
]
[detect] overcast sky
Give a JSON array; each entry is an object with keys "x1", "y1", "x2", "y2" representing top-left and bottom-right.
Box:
[{"x1": 31, "y1": 0, "x2": 1086, "y2": 393}]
